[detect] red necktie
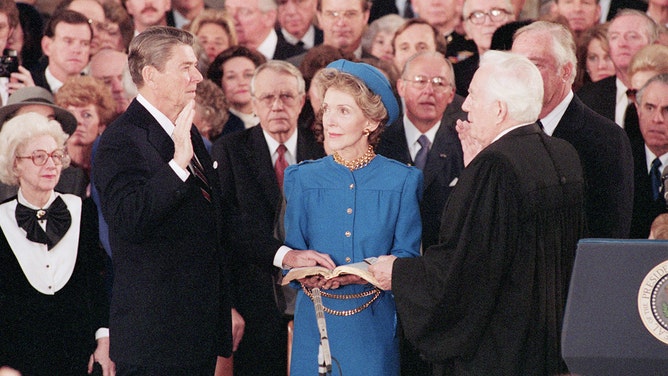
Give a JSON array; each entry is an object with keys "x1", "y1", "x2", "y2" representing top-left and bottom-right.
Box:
[{"x1": 275, "y1": 144, "x2": 288, "y2": 191}]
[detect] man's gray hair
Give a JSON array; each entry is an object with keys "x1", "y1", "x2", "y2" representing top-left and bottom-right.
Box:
[
  {"x1": 479, "y1": 50, "x2": 543, "y2": 124},
  {"x1": 251, "y1": 60, "x2": 306, "y2": 96},
  {"x1": 636, "y1": 73, "x2": 668, "y2": 105},
  {"x1": 128, "y1": 26, "x2": 195, "y2": 88},
  {"x1": 514, "y1": 21, "x2": 577, "y2": 85},
  {"x1": 611, "y1": 9, "x2": 659, "y2": 44}
]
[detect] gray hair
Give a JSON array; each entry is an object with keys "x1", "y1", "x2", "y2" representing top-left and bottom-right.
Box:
[
  {"x1": 636, "y1": 73, "x2": 668, "y2": 106},
  {"x1": 258, "y1": 0, "x2": 278, "y2": 12},
  {"x1": 251, "y1": 60, "x2": 306, "y2": 95},
  {"x1": 402, "y1": 51, "x2": 456, "y2": 91},
  {"x1": 478, "y1": 50, "x2": 544, "y2": 124},
  {"x1": 361, "y1": 14, "x2": 406, "y2": 54},
  {"x1": 0, "y1": 113, "x2": 70, "y2": 186},
  {"x1": 514, "y1": 21, "x2": 577, "y2": 85},
  {"x1": 611, "y1": 9, "x2": 659, "y2": 44},
  {"x1": 128, "y1": 26, "x2": 195, "y2": 88}
]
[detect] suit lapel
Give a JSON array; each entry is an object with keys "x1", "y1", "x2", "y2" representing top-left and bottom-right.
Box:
[
  {"x1": 250, "y1": 126, "x2": 282, "y2": 207},
  {"x1": 130, "y1": 100, "x2": 175, "y2": 162}
]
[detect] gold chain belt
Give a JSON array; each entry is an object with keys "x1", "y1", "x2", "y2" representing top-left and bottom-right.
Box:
[{"x1": 301, "y1": 284, "x2": 381, "y2": 316}]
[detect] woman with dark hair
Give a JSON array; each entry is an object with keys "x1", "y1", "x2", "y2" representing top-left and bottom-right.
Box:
[
  {"x1": 207, "y1": 45, "x2": 266, "y2": 136},
  {"x1": 280, "y1": 60, "x2": 422, "y2": 376},
  {"x1": 574, "y1": 23, "x2": 615, "y2": 92},
  {"x1": 9, "y1": 3, "x2": 44, "y2": 72},
  {"x1": 0, "y1": 112, "x2": 112, "y2": 375}
]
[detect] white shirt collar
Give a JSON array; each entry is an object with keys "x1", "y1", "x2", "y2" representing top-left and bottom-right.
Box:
[
  {"x1": 599, "y1": 0, "x2": 611, "y2": 23},
  {"x1": 615, "y1": 77, "x2": 629, "y2": 127},
  {"x1": 403, "y1": 114, "x2": 440, "y2": 160},
  {"x1": 257, "y1": 28, "x2": 278, "y2": 60},
  {"x1": 136, "y1": 93, "x2": 175, "y2": 136},
  {"x1": 172, "y1": 9, "x2": 189, "y2": 29},
  {"x1": 492, "y1": 122, "x2": 534, "y2": 143},
  {"x1": 281, "y1": 25, "x2": 316, "y2": 49},
  {"x1": 229, "y1": 107, "x2": 260, "y2": 129},
  {"x1": 263, "y1": 127, "x2": 298, "y2": 166},
  {"x1": 540, "y1": 90, "x2": 574, "y2": 136},
  {"x1": 44, "y1": 66, "x2": 64, "y2": 93},
  {"x1": 644, "y1": 146, "x2": 668, "y2": 174}
]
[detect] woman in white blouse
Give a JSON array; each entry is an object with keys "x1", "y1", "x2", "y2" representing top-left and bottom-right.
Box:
[{"x1": 0, "y1": 113, "x2": 114, "y2": 375}]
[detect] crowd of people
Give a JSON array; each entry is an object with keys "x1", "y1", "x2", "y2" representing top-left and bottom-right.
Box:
[{"x1": 0, "y1": 0, "x2": 667, "y2": 375}]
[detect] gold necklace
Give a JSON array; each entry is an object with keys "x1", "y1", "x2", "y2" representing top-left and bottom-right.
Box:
[{"x1": 333, "y1": 145, "x2": 376, "y2": 171}]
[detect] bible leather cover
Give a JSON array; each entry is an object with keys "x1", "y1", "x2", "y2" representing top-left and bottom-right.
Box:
[{"x1": 562, "y1": 239, "x2": 668, "y2": 375}]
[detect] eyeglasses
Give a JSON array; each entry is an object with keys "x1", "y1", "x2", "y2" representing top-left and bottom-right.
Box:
[
  {"x1": 403, "y1": 75, "x2": 452, "y2": 93},
  {"x1": 16, "y1": 149, "x2": 69, "y2": 166},
  {"x1": 466, "y1": 8, "x2": 510, "y2": 25},
  {"x1": 322, "y1": 10, "x2": 362, "y2": 22},
  {"x1": 254, "y1": 92, "x2": 301, "y2": 107}
]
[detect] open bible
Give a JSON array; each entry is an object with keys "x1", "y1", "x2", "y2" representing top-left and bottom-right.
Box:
[{"x1": 281, "y1": 258, "x2": 381, "y2": 288}]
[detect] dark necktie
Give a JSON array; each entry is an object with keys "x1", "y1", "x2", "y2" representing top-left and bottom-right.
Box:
[
  {"x1": 404, "y1": 0, "x2": 414, "y2": 18},
  {"x1": 651, "y1": 157, "x2": 662, "y2": 201},
  {"x1": 414, "y1": 135, "x2": 431, "y2": 170},
  {"x1": 189, "y1": 153, "x2": 212, "y2": 203},
  {"x1": 15, "y1": 196, "x2": 72, "y2": 250},
  {"x1": 275, "y1": 144, "x2": 288, "y2": 191}
]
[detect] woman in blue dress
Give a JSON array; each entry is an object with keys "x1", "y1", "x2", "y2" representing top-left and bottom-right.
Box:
[{"x1": 280, "y1": 60, "x2": 423, "y2": 376}]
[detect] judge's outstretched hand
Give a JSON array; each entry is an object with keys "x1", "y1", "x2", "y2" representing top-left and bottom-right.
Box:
[
  {"x1": 173, "y1": 100, "x2": 196, "y2": 169},
  {"x1": 456, "y1": 119, "x2": 483, "y2": 167},
  {"x1": 368, "y1": 255, "x2": 397, "y2": 291}
]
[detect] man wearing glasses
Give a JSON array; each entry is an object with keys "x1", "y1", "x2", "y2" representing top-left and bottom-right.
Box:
[
  {"x1": 454, "y1": 0, "x2": 515, "y2": 96},
  {"x1": 211, "y1": 60, "x2": 324, "y2": 375}
]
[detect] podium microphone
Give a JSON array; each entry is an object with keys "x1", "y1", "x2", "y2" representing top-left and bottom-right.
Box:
[{"x1": 662, "y1": 166, "x2": 668, "y2": 202}]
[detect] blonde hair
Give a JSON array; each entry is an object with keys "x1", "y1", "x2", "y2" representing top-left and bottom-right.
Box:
[{"x1": 0, "y1": 113, "x2": 70, "y2": 186}]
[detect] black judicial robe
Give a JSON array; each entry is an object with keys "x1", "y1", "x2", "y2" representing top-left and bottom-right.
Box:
[{"x1": 392, "y1": 124, "x2": 585, "y2": 375}]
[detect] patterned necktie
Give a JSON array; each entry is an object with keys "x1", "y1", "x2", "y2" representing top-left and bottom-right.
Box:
[
  {"x1": 275, "y1": 144, "x2": 288, "y2": 191},
  {"x1": 189, "y1": 153, "x2": 212, "y2": 203},
  {"x1": 651, "y1": 157, "x2": 662, "y2": 201},
  {"x1": 414, "y1": 135, "x2": 431, "y2": 170},
  {"x1": 15, "y1": 196, "x2": 72, "y2": 250}
]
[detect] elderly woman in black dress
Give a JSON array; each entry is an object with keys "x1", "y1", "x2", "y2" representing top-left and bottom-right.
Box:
[{"x1": 0, "y1": 113, "x2": 113, "y2": 375}]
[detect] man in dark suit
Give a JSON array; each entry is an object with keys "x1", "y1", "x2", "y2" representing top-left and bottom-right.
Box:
[
  {"x1": 578, "y1": 10, "x2": 657, "y2": 130},
  {"x1": 513, "y1": 21, "x2": 634, "y2": 238},
  {"x1": 630, "y1": 74, "x2": 668, "y2": 238},
  {"x1": 377, "y1": 50, "x2": 464, "y2": 376},
  {"x1": 371, "y1": 50, "x2": 585, "y2": 376},
  {"x1": 212, "y1": 60, "x2": 324, "y2": 375},
  {"x1": 378, "y1": 51, "x2": 464, "y2": 251},
  {"x1": 93, "y1": 26, "x2": 236, "y2": 375},
  {"x1": 32, "y1": 10, "x2": 92, "y2": 93},
  {"x1": 277, "y1": 0, "x2": 323, "y2": 55}
]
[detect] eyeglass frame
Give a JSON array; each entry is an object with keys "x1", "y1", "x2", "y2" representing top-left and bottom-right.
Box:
[
  {"x1": 465, "y1": 8, "x2": 511, "y2": 25},
  {"x1": 321, "y1": 9, "x2": 363, "y2": 22},
  {"x1": 252, "y1": 91, "x2": 303, "y2": 107},
  {"x1": 16, "y1": 149, "x2": 70, "y2": 166},
  {"x1": 402, "y1": 75, "x2": 453, "y2": 93}
]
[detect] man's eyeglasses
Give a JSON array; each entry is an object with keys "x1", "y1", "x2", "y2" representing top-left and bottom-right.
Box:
[
  {"x1": 466, "y1": 8, "x2": 510, "y2": 25},
  {"x1": 254, "y1": 92, "x2": 301, "y2": 107},
  {"x1": 16, "y1": 149, "x2": 69, "y2": 166},
  {"x1": 403, "y1": 75, "x2": 452, "y2": 93},
  {"x1": 322, "y1": 10, "x2": 361, "y2": 22}
]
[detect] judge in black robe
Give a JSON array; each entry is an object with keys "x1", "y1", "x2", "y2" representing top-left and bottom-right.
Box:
[{"x1": 370, "y1": 51, "x2": 585, "y2": 375}]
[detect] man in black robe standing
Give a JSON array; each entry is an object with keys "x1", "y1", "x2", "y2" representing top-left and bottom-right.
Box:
[{"x1": 370, "y1": 50, "x2": 585, "y2": 375}]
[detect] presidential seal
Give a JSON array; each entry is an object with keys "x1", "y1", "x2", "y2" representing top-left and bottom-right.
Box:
[{"x1": 638, "y1": 260, "x2": 668, "y2": 345}]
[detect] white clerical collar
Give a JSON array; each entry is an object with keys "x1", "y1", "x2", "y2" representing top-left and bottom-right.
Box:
[
  {"x1": 281, "y1": 25, "x2": 316, "y2": 49},
  {"x1": 257, "y1": 28, "x2": 278, "y2": 60},
  {"x1": 44, "y1": 67, "x2": 64, "y2": 93},
  {"x1": 540, "y1": 90, "x2": 574, "y2": 136},
  {"x1": 136, "y1": 93, "x2": 175, "y2": 137}
]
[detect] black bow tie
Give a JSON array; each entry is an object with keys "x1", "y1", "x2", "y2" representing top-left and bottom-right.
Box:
[{"x1": 15, "y1": 196, "x2": 72, "y2": 250}]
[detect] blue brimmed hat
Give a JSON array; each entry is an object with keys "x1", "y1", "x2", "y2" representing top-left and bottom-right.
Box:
[{"x1": 326, "y1": 59, "x2": 399, "y2": 125}]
